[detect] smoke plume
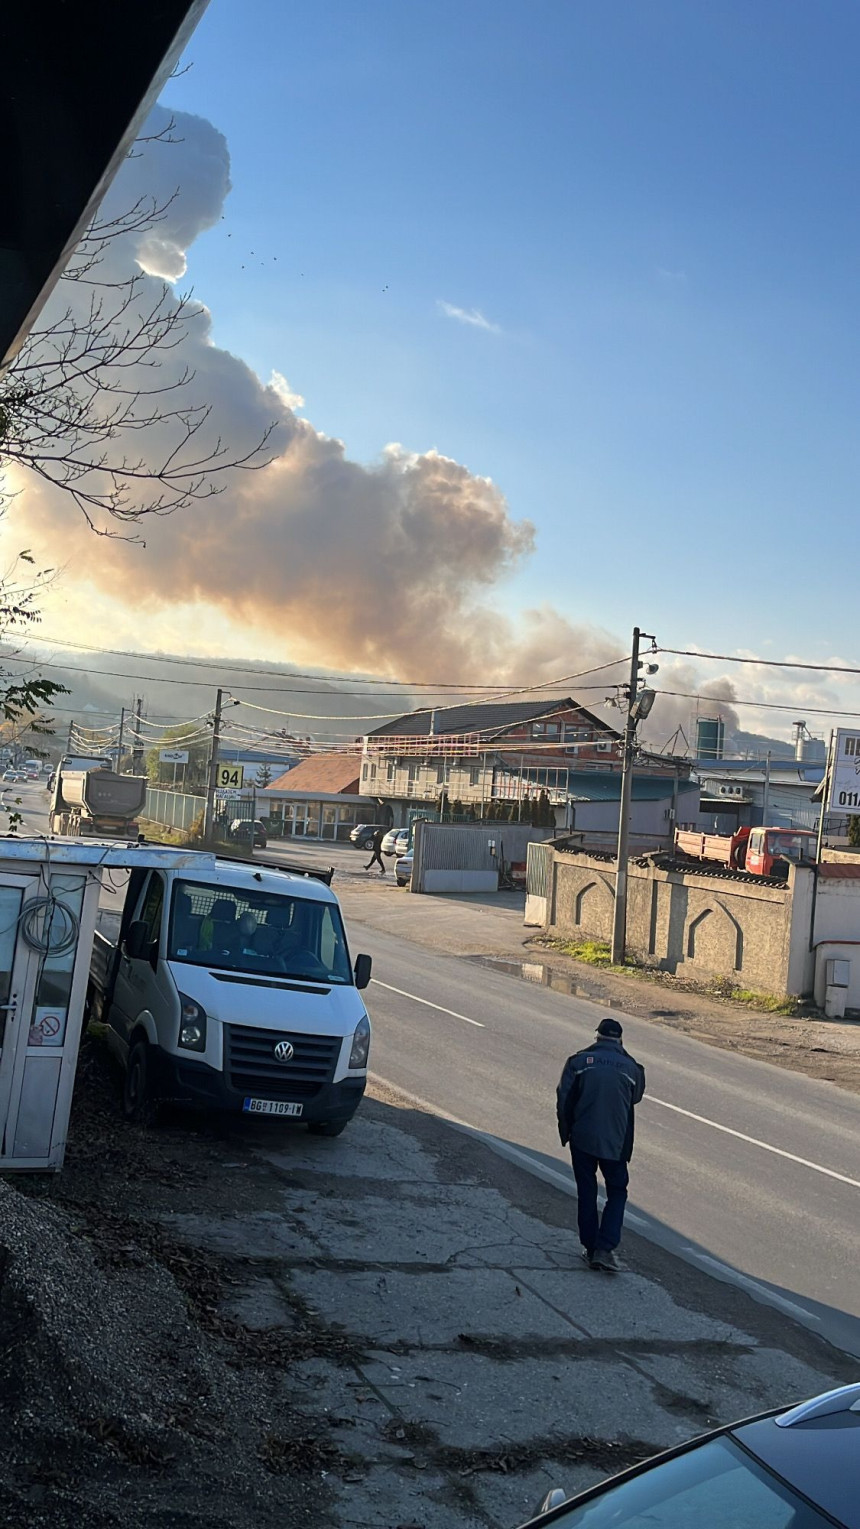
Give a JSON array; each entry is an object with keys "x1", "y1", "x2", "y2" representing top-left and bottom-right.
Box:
[{"x1": 7, "y1": 107, "x2": 794, "y2": 747}]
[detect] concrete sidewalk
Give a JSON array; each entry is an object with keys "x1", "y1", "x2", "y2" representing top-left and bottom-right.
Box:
[{"x1": 164, "y1": 1083, "x2": 852, "y2": 1529}]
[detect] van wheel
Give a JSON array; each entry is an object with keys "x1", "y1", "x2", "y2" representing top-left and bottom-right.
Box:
[
  {"x1": 123, "y1": 1039, "x2": 155, "y2": 1122},
  {"x1": 308, "y1": 1119, "x2": 348, "y2": 1138}
]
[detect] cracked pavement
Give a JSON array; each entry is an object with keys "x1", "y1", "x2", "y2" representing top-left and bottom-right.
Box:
[{"x1": 159, "y1": 1084, "x2": 853, "y2": 1529}]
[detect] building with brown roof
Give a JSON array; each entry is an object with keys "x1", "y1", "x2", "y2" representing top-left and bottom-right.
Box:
[{"x1": 269, "y1": 753, "x2": 361, "y2": 795}]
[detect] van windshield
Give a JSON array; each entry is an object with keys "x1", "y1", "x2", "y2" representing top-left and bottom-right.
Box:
[{"x1": 167, "y1": 880, "x2": 352, "y2": 984}]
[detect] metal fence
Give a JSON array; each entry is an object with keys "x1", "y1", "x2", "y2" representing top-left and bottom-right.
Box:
[{"x1": 145, "y1": 788, "x2": 206, "y2": 833}]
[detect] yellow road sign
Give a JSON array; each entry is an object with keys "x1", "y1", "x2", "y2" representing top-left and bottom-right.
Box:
[{"x1": 217, "y1": 763, "x2": 244, "y2": 790}]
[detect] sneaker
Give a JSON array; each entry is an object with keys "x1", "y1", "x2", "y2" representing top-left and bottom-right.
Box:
[
  {"x1": 580, "y1": 1247, "x2": 595, "y2": 1266},
  {"x1": 592, "y1": 1247, "x2": 621, "y2": 1272}
]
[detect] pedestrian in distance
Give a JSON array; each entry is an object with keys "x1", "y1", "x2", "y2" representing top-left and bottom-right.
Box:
[
  {"x1": 556, "y1": 1016, "x2": 646, "y2": 1272},
  {"x1": 365, "y1": 826, "x2": 387, "y2": 874}
]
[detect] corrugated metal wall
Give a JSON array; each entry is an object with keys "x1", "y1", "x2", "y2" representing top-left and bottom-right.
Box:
[
  {"x1": 526, "y1": 840, "x2": 553, "y2": 899},
  {"x1": 412, "y1": 823, "x2": 554, "y2": 893}
]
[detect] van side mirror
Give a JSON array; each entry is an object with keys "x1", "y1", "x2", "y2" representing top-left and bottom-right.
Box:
[
  {"x1": 125, "y1": 920, "x2": 157, "y2": 967},
  {"x1": 353, "y1": 953, "x2": 372, "y2": 990},
  {"x1": 125, "y1": 921, "x2": 149, "y2": 960}
]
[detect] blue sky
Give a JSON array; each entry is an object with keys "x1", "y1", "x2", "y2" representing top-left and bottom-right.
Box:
[{"x1": 154, "y1": 1, "x2": 856, "y2": 677}]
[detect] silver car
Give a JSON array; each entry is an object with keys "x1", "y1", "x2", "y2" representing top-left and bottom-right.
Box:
[{"x1": 395, "y1": 851, "x2": 413, "y2": 887}]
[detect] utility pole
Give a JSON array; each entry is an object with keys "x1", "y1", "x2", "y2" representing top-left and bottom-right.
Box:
[
  {"x1": 816, "y1": 730, "x2": 835, "y2": 864},
  {"x1": 131, "y1": 698, "x2": 144, "y2": 774},
  {"x1": 204, "y1": 688, "x2": 225, "y2": 843},
  {"x1": 117, "y1": 707, "x2": 126, "y2": 773},
  {"x1": 611, "y1": 629, "x2": 641, "y2": 965},
  {"x1": 761, "y1": 750, "x2": 771, "y2": 825},
  {"x1": 611, "y1": 628, "x2": 658, "y2": 965}
]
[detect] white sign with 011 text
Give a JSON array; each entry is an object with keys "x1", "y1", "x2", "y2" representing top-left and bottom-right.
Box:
[{"x1": 827, "y1": 729, "x2": 860, "y2": 813}]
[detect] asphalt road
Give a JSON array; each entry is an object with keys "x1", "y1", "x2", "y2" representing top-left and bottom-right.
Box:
[
  {"x1": 12, "y1": 785, "x2": 859, "y2": 1355},
  {"x1": 351, "y1": 919, "x2": 860, "y2": 1359}
]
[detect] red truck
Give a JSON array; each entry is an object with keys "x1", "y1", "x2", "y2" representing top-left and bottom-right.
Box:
[{"x1": 675, "y1": 825, "x2": 817, "y2": 878}]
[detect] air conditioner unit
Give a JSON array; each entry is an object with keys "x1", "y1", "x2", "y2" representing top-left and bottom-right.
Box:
[{"x1": 596, "y1": 741, "x2": 612, "y2": 753}]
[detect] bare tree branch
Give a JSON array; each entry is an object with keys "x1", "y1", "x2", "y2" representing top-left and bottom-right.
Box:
[{"x1": 0, "y1": 182, "x2": 276, "y2": 534}]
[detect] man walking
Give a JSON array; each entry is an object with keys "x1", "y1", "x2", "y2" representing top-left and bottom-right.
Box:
[
  {"x1": 365, "y1": 826, "x2": 387, "y2": 874},
  {"x1": 556, "y1": 1016, "x2": 645, "y2": 1272}
]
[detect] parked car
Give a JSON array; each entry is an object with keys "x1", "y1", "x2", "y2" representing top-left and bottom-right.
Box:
[
  {"x1": 519, "y1": 1382, "x2": 860, "y2": 1529},
  {"x1": 395, "y1": 850, "x2": 413, "y2": 887},
  {"x1": 2, "y1": 769, "x2": 17, "y2": 782},
  {"x1": 349, "y1": 823, "x2": 388, "y2": 850},
  {"x1": 229, "y1": 818, "x2": 268, "y2": 849}
]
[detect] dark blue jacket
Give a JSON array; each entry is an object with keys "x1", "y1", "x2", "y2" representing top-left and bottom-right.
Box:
[{"x1": 556, "y1": 1037, "x2": 646, "y2": 1162}]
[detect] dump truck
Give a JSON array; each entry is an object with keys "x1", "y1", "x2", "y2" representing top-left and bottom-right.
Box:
[
  {"x1": 50, "y1": 760, "x2": 147, "y2": 838},
  {"x1": 675, "y1": 824, "x2": 817, "y2": 878}
]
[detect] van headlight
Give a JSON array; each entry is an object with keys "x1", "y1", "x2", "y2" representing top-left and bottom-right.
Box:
[
  {"x1": 348, "y1": 1014, "x2": 370, "y2": 1070},
  {"x1": 178, "y1": 993, "x2": 207, "y2": 1052}
]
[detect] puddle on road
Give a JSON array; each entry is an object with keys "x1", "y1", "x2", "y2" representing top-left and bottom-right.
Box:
[{"x1": 470, "y1": 955, "x2": 625, "y2": 1008}]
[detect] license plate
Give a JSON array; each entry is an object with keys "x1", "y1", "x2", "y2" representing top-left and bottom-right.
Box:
[{"x1": 243, "y1": 1098, "x2": 303, "y2": 1117}]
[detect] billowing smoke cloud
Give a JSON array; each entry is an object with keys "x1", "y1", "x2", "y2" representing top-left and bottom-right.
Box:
[
  {"x1": 14, "y1": 105, "x2": 608, "y2": 684},
  {"x1": 638, "y1": 666, "x2": 740, "y2": 749},
  {"x1": 6, "y1": 107, "x2": 810, "y2": 749}
]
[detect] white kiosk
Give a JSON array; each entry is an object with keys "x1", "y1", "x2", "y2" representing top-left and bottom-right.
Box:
[{"x1": 0, "y1": 839, "x2": 214, "y2": 1171}]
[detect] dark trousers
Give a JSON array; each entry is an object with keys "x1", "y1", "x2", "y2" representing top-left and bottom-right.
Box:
[
  {"x1": 570, "y1": 1147, "x2": 629, "y2": 1252},
  {"x1": 365, "y1": 850, "x2": 385, "y2": 871}
]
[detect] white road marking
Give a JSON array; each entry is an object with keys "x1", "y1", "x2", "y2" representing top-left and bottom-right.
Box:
[
  {"x1": 370, "y1": 978, "x2": 485, "y2": 1028},
  {"x1": 647, "y1": 1096, "x2": 860, "y2": 1190},
  {"x1": 374, "y1": 975, "x2": 859, "y2": 1189}
]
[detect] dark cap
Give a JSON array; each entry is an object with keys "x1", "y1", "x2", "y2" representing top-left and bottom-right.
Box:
[{"x1": 596, "y1": 1016, "x2": 623, "y2": 1039}]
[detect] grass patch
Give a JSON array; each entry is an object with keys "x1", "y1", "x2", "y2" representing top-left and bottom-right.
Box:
[
  {"x1": 552, "y1": 939, "x2": 613, "y2": 966},
  {"x1": 721, "y1": 987, "x2": 799, "y2": 1016},
  {"x1": 535, "y1": 939, "x2": 802, "y2": 1014}
]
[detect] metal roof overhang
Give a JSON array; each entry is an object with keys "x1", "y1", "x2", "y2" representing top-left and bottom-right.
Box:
[{"x1": 1, "y1": 1, "x2": 209, "y2": 372}]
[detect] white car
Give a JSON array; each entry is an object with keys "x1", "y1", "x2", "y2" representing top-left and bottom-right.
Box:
[
  {"x1": 395, "y1": 851, "x2": 413, "y2": 887},
  {"x1": 383, "y1": 828, "x2": 410, "y2": 857}
]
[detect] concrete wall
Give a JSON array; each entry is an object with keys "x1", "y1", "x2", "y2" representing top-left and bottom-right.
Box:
[
  {"x1": 545, "y1": 847, "x2": 860, "y2": 1002},
  {"x1": 547, "y1": 851, "x2": 804, "y2": 996}
]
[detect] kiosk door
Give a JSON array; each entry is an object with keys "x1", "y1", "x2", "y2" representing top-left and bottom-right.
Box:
[
  {"x1": 0, "y1": 870, "x2": 97, "y2": 1170},
  {"x1": 0, "y1": 875, "x2": 42, "y2": 1155}
]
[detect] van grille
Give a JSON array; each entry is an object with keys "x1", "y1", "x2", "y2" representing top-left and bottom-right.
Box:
[{"x1": 225, "y1": 1024, "x2": 340, "y2": 1100}]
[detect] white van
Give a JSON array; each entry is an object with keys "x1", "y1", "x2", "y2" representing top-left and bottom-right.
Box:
[{"x1": 90, "y1": 858, "x2": 372, "y2": 1135}]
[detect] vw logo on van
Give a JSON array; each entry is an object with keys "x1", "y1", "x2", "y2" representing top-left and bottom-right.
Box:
[{"x1": 274, "y1": 1040, "x2": 294, "y2": 1063}]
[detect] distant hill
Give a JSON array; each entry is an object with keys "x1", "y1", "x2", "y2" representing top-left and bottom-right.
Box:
[{"x1": 0, "y1": 642, "x2": 421, "y2": 748}]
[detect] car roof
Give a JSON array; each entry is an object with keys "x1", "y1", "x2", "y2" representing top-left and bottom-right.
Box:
[
  {"x1": 173, "y1": 861, "x2": 336, "y2": 904},
  {"x1": 734, "y1": 1387, "x2": 860, "y2": 1527}
]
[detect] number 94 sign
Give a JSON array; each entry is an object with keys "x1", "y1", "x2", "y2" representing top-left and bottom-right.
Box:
[{"x1": 217, "y1": 764, "x2": 244, "y2": 790}]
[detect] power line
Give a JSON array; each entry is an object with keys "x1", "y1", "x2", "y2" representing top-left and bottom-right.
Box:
[
  {"x1": 22, "y1": 634, "x2": 633, "y2": 693},
  {"x1": 657, "y1": 646, "x2": 860, "y2": 679},
  {"x1": 655, "y1": 688, "x2": 860, "y2": 721}
]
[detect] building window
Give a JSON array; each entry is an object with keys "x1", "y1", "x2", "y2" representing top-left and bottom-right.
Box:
[
  {"x1": 469, "y1": 764, "x2": 480, "y2": 786},
  {"x1": 361, "y1": 761, "x2": 369, "y2": 781},
  {"x1": 532, "y1": 721, "x2": 559, "y2": 738}
]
